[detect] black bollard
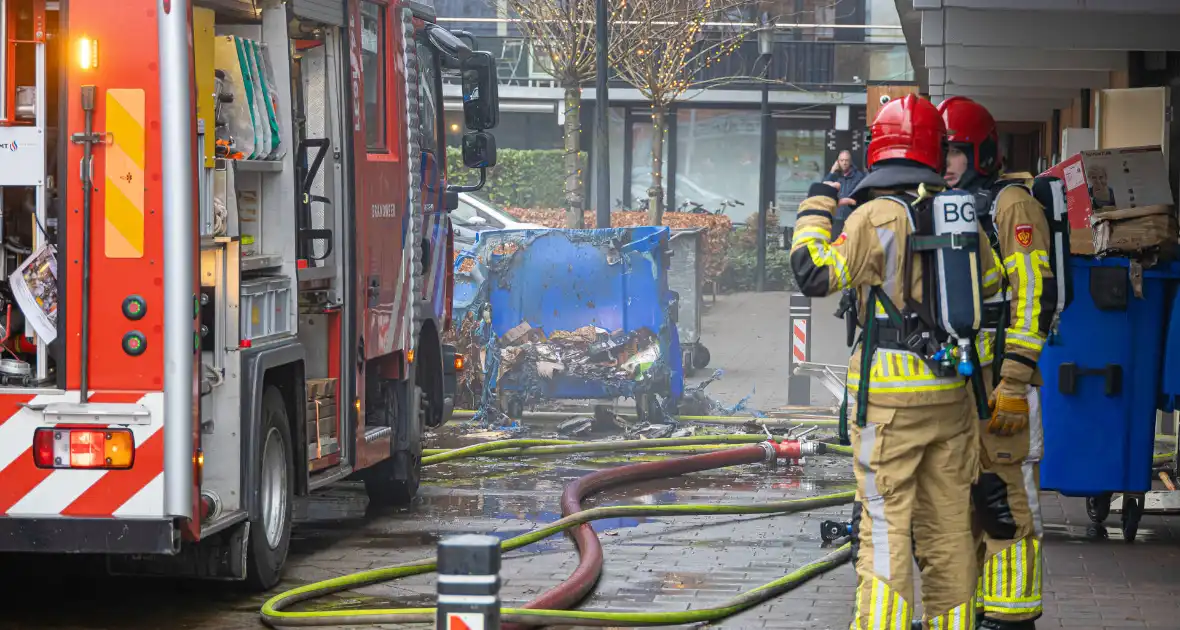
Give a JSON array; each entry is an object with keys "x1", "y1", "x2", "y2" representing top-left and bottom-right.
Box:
[{"x1": 436, "y1": 534, "x2": 501, "y2": 630}]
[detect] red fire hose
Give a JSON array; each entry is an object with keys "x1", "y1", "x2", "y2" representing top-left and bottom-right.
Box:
[{"x1": 508, "y1": 440, "x2": 819, "y2": 629}]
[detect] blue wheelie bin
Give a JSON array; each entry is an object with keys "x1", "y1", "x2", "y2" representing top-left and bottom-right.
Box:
[
  {"x1": 476, "y1": 227, "x2": 683, "y2": 420},
  {"x1": 1040, "y1": 257, "x2": 1180, "y2": 540}
]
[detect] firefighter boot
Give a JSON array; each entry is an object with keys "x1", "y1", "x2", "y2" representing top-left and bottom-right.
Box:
[{"x1": 978, "y1": 617, "x2": 1036, "y2": 630}]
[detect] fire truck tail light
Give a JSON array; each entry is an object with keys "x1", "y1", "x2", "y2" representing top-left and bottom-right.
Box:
[
  {"x1": 33, "y1": 428, "x2": 134, "y2": 469},
  {"x1": 77, "y1": 37, "x2": 99, "y2": 70}
]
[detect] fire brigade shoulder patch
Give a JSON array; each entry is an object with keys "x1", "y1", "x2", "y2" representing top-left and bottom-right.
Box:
[
  {"x1": 832, "y1": 233, "x2": 848, "y2": 246},
  {"x1": 1014, "y1": 223, "x2": 1033, "y2": 248}
]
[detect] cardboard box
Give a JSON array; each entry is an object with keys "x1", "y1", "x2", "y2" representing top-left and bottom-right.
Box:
[
  {"x1": 1041, "y1": 146, "x2": 1175, "y2": 255},
  {"x1": 1092, "y1": 205, "x2": 1180, "y2": 257}
]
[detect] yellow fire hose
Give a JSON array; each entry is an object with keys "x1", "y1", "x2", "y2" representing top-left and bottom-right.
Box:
[{"x1": 261, "y1": 435, "x2": 854, "y2": 627}]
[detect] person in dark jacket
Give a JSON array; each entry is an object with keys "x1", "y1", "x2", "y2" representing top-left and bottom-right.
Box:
[
  {"x1": 825, "y1": 150, "x2": 866, "y2": 194},
  {"x1": 824, "y1": 150, "x2": 864, "y2": 233}
]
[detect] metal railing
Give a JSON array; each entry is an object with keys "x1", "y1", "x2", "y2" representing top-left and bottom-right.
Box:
[{"x1": 440, "y1": 33, "x2": 912, "y2": 90}]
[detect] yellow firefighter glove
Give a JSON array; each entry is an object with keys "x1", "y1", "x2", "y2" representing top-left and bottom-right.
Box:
[{"x1": 987, "y1": 378, "x2": 1029, "y2": 436}]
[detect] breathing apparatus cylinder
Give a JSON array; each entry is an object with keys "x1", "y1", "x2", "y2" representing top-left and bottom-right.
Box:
[{"x1": 930, "y1": 190, "x2": 984, "y2": 377}]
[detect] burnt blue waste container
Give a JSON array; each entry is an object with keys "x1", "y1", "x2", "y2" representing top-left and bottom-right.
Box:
[
  {"x1": 1041, "y1": 258, "x2": 1180, "y2": 512},
  {"x1": 474, "y1": 227, "x2": 683, "y2": 421}
]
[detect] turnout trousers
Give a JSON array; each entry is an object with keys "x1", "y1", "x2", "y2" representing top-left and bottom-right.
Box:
[
  {"x1": 972, "y1": 377, "x2": 1045, "y2": 623},
  {"x1": 851, "y1": 395, "x2": 980, "y2": 629}
]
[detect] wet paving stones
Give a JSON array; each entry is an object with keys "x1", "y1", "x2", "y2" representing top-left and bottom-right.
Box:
[
  {"x1": 5, "y1": 293, "x2": 1180, "y2": 629},
  {"x1": 6, "y1": 447, "x2": 1180, "y2": 630}
]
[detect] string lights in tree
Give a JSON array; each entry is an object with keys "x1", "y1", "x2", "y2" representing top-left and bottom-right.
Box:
[
  {"x1": 505, "y1": 0, "x2": 631, "y2": 228},
  {"x1": 608, "y1": 0, "x2": 785, "y2": 225}
]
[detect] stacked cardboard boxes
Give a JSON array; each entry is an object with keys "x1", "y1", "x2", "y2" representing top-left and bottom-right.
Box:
[
  {"x1": 1043, "y1": 146, "x2": 1178, "y2": 258},
  {"x1": 306, "y1": 377, "x2": 339, "y2": 459}
]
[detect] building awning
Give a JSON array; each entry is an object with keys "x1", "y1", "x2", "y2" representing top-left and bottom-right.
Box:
[
  {"x1": 896, "y1": 0, "x2": 1180, "y2": 121},
  {"x1": 442, "y1": 84, "x2": 866, "y2": 109}
]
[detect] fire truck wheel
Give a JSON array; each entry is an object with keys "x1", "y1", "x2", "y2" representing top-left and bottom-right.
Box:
[
  {"x1": 245, "y1": 386, "x2": 294, "y2": 591},
  {"x1": 364, "y1": 385, "x2": 426, "y2": 507}
]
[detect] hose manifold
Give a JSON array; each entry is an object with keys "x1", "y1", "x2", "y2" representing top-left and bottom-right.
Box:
[{"x1": 760, "y1": 439, "x2": 825, "y2": 465}]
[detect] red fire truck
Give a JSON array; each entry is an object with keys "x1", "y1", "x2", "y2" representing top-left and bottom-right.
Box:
[{"x1": 0, "y1": 0, "x2": 498, "y2": 588}]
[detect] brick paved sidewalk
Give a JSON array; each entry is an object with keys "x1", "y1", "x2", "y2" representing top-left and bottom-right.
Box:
[
  {"x1": 7, "y1": 291, "x2": 1180, "y2": 630},
  {"x1": 276, "y1": 461, "x2": 1180, "y2": 630}
]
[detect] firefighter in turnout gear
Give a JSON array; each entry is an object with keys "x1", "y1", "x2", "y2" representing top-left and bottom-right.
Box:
[
  {"x1": 791, "y1": 94, "x2": 999, "y2": 630},
  {"x1": 940, "y1": 96, "x2": 1053, "y2": 630}
]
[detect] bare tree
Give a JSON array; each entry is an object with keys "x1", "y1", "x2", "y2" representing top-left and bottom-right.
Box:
[
  {"x1": 507, "y1": 0, "x2": 630, "y2": 228},
  {"x1": 610, "y1": 0, "x2": 769, "y2": 224}
]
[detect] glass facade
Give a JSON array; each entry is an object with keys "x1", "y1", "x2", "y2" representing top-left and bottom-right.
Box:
[
  {"x1": 588, "y1": 108, "x2": 626, "y2": 211},
  {"x1": 675, "y1": 109, "x2": 760, "y2": 219},
  {"x1": 588, "y1": 106, "x2": 848, "y2": 223},
  {"x1": 628, "y1": 118, "x2": 670, "y2": 211},
  {"x1": 444, "y1": 110, "x2": 563, "y2": 151},
  {"x1": 436, "y1": 0, "x2": 889, "y2": 214},
  {"x1": 774, "y1": 129, "x2": 829, "y2": 227},
  {"x1": 865, "y1": 0, "x2": 905, "y2": 43}
]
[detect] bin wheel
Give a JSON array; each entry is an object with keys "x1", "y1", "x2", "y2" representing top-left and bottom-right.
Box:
[
  {"x1": 636, "y1": 394, "x2": 663, "y2": 424},
  {"x1": 683, "y1": 350, "x2": 696, "y2": 377},
  {"x1": 692, "y1": 345, "x2": 711, "y2": 370},
  {"x1": 1121, "y1": 494, "x2": 1144, "y2": 543},
  {"x1": 1086, "y1": 493, "x2": 1112, "y2": 524},
  {"x1": 506, "y1": 397, "x2": 524, "y2": 421}
]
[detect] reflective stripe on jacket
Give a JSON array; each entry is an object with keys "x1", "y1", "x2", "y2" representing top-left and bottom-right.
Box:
[{"x1": 992, "y1": 176, "x2": 1055, "y2": 386}]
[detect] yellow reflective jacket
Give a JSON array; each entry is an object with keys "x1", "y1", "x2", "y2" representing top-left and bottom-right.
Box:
[{"x1": 790, "y1": 192, "x2": 1000, "y2": 408}]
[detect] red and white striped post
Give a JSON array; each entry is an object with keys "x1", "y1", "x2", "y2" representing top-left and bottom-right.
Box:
[
  {"x1": 788, "y1": 293, "x2": 812, "y2": 405},
  {"x1": 792, "y1": 319, "x2": 807, "y2": 364}
]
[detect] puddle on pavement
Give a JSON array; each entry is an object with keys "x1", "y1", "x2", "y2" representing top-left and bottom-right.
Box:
[
  {"x1": 284, "y1": 436, "x2": 854, "y2": 562},
  {"x1": 1045, "y1": 521, "x2": 1166, "y2": 543}
]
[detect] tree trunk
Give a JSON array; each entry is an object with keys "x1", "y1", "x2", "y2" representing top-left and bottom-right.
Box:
[
  {"x1": 647, "y1": 104, "x2": 666, "y2": 225},
  {"x1": 562, "y1": 86, "x2": 585, "y2": 228}
]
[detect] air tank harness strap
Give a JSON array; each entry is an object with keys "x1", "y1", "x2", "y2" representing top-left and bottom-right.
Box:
[
  {"x1": 909, "y1": 232, "x2": 978, "y2": 251},
  {"x1": 837, "y1": 286, "x2": 904, "y2": 446},
  {"x1": 966, "y1": 335, "x2": 991, "y2": 421}
]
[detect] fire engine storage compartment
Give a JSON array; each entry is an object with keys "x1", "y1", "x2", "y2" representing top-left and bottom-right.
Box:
[
  {"x1": 669, "y1": 228, "x2": 709, "y2": 376},
  {"x1": 196, "y1": 0, "x2": 348, "y2": 525},
  {"x1": 1039, "y1": 256, "x2": 1180, "y2": 539},
  {"x1": 477, "y1": 227, "x2": 684, "y2": 421},
  {"x1": 0, "y1": 0, "x2": 59, "y2": 386}
]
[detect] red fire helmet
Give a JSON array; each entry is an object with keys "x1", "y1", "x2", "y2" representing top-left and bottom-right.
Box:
[
  {"x1": 937, "y1": 96, "x2": 1001, "y2": 175},
  {"x1": 867, "y1": 94, "x2": 947, "y2": 172}
]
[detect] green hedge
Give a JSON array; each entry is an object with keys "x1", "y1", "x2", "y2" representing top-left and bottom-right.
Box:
[{"x1": 446, "y1": 147, "x2": 586, "y2": 210}]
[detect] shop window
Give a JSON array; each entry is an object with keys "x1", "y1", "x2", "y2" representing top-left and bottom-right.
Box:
[
  {"x1": 629, "y1": 120, "x2": 670, "y2": 210},
  {"x1": 590, "y1": 108, "x2": 626, "y2": 211},
  {"x1": 675, "y1": 109, "x2": 760, "y2": 220},
  {"x1": 361, "y1": 1, "x2": 387, "y2": 152},
  {"x1": 774, "y1": 129, "x2": 828, "y2": 226}
]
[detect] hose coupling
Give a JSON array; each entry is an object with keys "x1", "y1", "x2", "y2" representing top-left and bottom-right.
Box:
[
  {"x1": 800, "y1": 440, "x2": 826, "y2": 456},
  {"x1": 757, "y1": 440, "x2": 777, "y2": 463}
]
